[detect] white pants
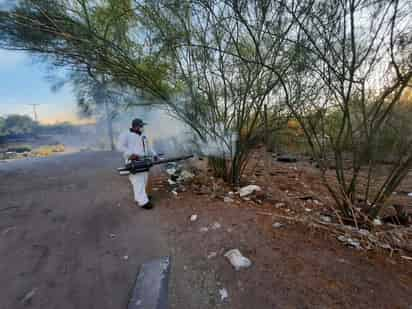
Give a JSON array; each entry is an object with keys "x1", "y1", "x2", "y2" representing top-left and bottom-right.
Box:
[{"x1": 129, "y1": 172, "x2": 149, "y2": 206}]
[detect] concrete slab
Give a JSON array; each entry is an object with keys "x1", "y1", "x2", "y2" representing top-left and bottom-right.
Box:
[{"x1": 128, "y1": 256, "x2": 171, "y2": 309}]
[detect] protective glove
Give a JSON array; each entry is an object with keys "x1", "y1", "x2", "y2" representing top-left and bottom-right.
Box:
[{"x1": 129, "y1": 154, "x2": 140, "y2": 161}]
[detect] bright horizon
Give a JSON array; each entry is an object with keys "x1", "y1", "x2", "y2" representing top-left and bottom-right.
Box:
[{"x1": 0, "y1": 49, "x2": 95, "y2": 125}]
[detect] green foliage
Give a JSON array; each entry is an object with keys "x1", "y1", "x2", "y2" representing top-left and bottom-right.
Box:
[
  {"x1": 0, "y1": 115, "x2": 79, "y2": 139},
  {"x1": 0, "y1": 115, "x2": 38, "y2": 136}
]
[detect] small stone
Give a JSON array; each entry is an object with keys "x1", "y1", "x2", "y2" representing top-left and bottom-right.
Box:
[
  {"x1": 211, "y1": 222, "x2": 221, "y2": 230},
  {"x1": 123, "y1": 255, "x2": 129, "y2": 260},
  {"x1": 190, "y1": 214, "x2": 198, "y2": 222}
]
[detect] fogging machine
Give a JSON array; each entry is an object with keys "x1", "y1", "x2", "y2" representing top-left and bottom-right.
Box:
[{"x1": 117, "y1": 154, "x2": 194, "y2": 175}]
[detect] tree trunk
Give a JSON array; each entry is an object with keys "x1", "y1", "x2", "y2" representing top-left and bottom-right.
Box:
[{"x1": 104, "y1": 100, "x2": 115, "y2": 151}]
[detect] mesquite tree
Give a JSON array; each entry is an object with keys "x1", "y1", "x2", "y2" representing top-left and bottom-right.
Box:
[
  {"x1": 210, "y1": 0, "x2": 412, "y2": 221},
  {"x1": 276, "y1": 0, "x2": 412, "y2": 222},
  {"x1": 136, "y1": 1, "x2": 291, "y2": 183}
]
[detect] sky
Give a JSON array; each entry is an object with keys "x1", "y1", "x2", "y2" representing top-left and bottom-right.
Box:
[{"x1": 0, "y1": 49, "x2": 88, "y2": 124}]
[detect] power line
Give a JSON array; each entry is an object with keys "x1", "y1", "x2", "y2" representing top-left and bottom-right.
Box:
[{"x1": 27, "y1": 104, "x2": 41, "y2": 122}]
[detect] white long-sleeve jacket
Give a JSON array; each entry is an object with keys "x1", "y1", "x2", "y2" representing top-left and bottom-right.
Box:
[{"x1": 117, "y1": 130, "x2": 157, "y2": 161}]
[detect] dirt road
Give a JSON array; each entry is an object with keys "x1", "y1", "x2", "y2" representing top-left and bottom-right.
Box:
[{"x1": 0, "y1": 151, "x2": 168, "y2": 309}]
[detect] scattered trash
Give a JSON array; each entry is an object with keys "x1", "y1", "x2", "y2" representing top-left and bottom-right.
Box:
[
  {"x1": 408, "y1": 193, "x2": 412, "y2": 197},
  {"x1": 207, "y1": 252, "x2": 217, "y2": 259},
  {"x1": 337, "y1": 235, "x2": 361, "y2": 249},
  {"x1": 21, "y1": 288, "x2": 37, "y2": 305},
  {"x1": 109, "y1": 233, "x2": 116, "y2": 239},
  {"x1": 190, "y1": 214, "x2": 198, "y2": 222},
  {"x1": 320, "y1": 215, "x2": 332, "y2": 223},
  {"x1": 171, "y1": 190, "x2": 178, "y2": 196},
  {"x1": 211, "y1": 222, "x2": 222, "y2": 230},
  {"x1": 168, "y1": 179, "x2": 177, "y2": 185},
  {"x1": 219, "y1": 288, "x2": 229, "y2": 301},
  {"x1": 372, "y1": 218, "x2": 383, "y2": 226},
  {"x1": 123, "y1": 255, "x2": 129, "y2": 260},
  {"x1": 304, "y1": 208, "x2": 312, "y2": 212},
  {"x1": 199, "y1": 227, "x2": 209, "y2": 233},
  {"x1": 239, "y1": 185, "x2": 262, "y2": 197},
  {"x1": 224, "y1": 249, "x2": 252, "y2": 270},
  {"x1": 401, "y1": 255, "x2": 412, "y2": 261},
  {"x1": 358, "y1": 229, "x2": 370, "y2": 237},
  {"x1": 313, "y1": 199, "x2": 323, "y2": 206},
  {"x1": 179, "y1": 170, "x2": 195, "y2": 181},
  {"x1": 272, "y1": 222, "x2": 284, "y2": 228},
  {"x1": 228, "y1": 191, "x2": 234, "y2": 196},
  {"x1": 274, "y1": 202, "x2": 286, "y2": 208},
  {"x1": 224, "y1": 196, "x2": 234, "y2": 203},
  {"x1": 166, "y1": 167, "x2": 177, "y2": 175}
]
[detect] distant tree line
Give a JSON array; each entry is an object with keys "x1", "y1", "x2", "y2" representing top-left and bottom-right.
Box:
[{"x1": 0, "y1": 114, "x2": 79, "y2": 142}]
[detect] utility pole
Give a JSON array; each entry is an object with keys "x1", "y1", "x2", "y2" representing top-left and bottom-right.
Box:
[{"x1": 28, "y1": 104, "x2": 40, "y2": 122}]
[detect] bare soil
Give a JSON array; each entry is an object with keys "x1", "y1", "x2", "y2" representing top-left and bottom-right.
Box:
[
  {"x1": 160, "y1": 191, "x2": 412, "y2": 309},
  {"x1": 0, "y1": 151, "x2": 411, "y2": 309}
]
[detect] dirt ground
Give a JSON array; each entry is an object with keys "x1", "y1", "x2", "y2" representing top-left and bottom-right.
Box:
[
  {"x1": 0, "y1": 151, "x2": 411, "y2": 309},
  {"x1": 0, "y1": 152, "x2": 169, "y2": 309}
]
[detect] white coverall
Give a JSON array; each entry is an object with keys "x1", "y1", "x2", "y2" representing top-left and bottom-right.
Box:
[{"x1": 117, "y1": 131, "x2": 156, "y2": 206}]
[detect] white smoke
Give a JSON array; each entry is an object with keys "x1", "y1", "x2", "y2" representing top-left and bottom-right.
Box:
[{"x1": 112, "y1": 106, "x2": 237, "y2": 158}]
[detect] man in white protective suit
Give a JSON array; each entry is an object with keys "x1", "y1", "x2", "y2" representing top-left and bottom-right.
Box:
[{"x1": 117, "y1": 118, "x2": 158, "y2": 209}]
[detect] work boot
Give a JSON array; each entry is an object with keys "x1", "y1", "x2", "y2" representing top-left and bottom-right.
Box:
[{"x1": 141, "y1": 201, "x2": 154, "y2": 209}]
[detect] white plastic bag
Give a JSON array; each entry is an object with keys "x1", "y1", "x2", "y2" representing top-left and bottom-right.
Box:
[{"x1": 224, "y1": 249, "x2": 252, "y2": 270}]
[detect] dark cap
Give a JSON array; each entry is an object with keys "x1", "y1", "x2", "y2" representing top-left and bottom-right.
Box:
[{"x1": 131, "y1": 118, "x2": 147, "y2": 128}]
